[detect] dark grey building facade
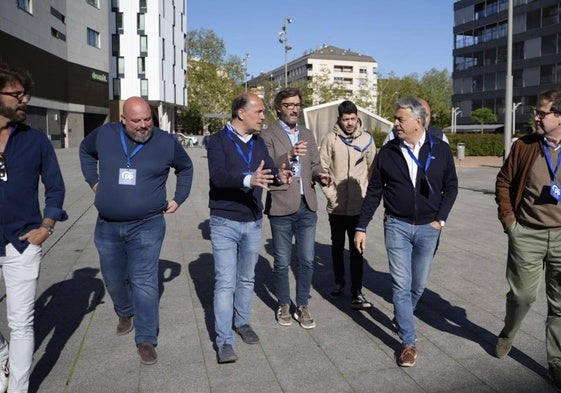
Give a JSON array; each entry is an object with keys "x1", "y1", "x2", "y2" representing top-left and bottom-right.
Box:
[{"x1": 453, "y1": 0, "x2": 561, "y2": 132}]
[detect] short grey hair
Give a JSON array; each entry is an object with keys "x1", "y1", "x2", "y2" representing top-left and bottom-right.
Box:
[{"x1": 396, "y1": 97, "x2": 427, "y2": 128}]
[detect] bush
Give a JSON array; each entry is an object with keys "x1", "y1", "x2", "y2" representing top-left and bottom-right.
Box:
[{"x1": 372, "y1": 131, "x2": 506, "y2": 157}]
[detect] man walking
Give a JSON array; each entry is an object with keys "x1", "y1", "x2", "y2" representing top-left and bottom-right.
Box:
[
  {"x1": 79, "y1": 96, "x2": 193, "y2": 365},
  {"x1": 494, "y1": 88, "x2": 561, "y2": 389},
  {"x1": 354, "y1": 97, "x2": 458, "y2": 367},
  {"x1": 261, "y1": 88, "x2": 332, "y2": 329},
  {"x1": 0, "y1": 63, "x2": 67, "y2": 393},
  {"x1": 319, "y1": 100, "x2": 376, "y2": 308},
  {"x1": 208, "y1": 93, "x2": 291, "y2": 363}
]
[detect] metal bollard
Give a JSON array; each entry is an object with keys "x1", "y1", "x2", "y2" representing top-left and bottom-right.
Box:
[{"x1": 457, "y1": 143, "x2": 465, "y2": 161}]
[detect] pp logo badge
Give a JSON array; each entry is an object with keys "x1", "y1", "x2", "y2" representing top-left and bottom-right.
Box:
[
  {"x1": 119, "y1": 168, "x2": 137, "y2": 185},
  {"x1": 551, "y1": 182, "x2": 561, "y2": 202}
]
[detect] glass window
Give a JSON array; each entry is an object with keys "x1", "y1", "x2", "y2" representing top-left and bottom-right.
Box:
[
  {"x1": 117, "y1": 57, "x2": 125, "y2": 78},
  {"x1": 527, "y1": 9, "x2": 541, "y2": 29},
  {"x1": 137, "y1": 13, "x2": 145, "y2": 34},
  {"x1": 111, "y1": 0, "x2": 119, "y2": 11},
  {"x1": 112, "y1": 34, "x2": 120, "y2": 56},
  {"x1": 51, "y1": 28, "x2": 66, "y2": 41},
  {"x1": 16, "y1": 0, "x2": 32, "y2": 13},
  {"x1": 140, "y1": 35, "x2": 148, "y2": 56},
  {"x1": 541, "y1": 64, "x2": 555, "y2": 85},
  {"x1": 542, "y1": 5, "x2": 559, "y2": 27},
  {"x1": 116, "y1": 12, "x2": 123, "y2": 34},
  {"x1": 139, "y1": 0, "x2": 147, "y2": 13},
  {"x1": 137, "y1": 57, "x2": 146, "y2": 78},
  {"x1": 472, "y1": 75, "x2": 483, "y2": 92},
  {"x1": 50, "y1": 6, "x2": 65, "y2": 23},
  {"x1": 86, "y1": 0, "x2": 99, "y2": 8},
  {"x1": 484, "y1": 73, "x2": 496, "y2": 91},
  {"x1": 113, "y1": 78, "x2": 121, "y2": 99},
  {"x1": 542, "y1": 34, "x2": 557, "y2": 55},
  {"x1": 87, "y1": 28, "x2": 100, "y2": 48},
  {"x1": 513, "y1": 69, "x2": 523, "y2": 88},
  {"x1": 140, "y1": 79, "x2": 148, "y2": 98},
  {"x1": 513, "y1": 42, "x2": 524, "y2": 60}
]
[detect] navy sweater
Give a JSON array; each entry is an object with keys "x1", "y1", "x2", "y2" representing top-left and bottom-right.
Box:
[
  {"x1": 357, "y1": 135, "x2": 458, "y2": 230},
  {"x1": 0, "y1": 123, "x2": 67, "y2": 255},
  {"x1": 80, "y1": 123, "x2": 193, "y2": 221},
  {"x1": 208, "y1": 127, "x2": 280, "y2": 222}
]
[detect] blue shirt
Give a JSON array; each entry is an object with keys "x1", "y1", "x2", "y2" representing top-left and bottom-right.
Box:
[
  {"x1": 0, "y1": 123, "x2": 67, "y2": 255},
  {"x1": 79, "y1": 122, "x2": 194, "y2": 221}
]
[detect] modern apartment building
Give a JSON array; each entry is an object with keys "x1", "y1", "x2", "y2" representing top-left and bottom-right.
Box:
[
  {"x1": 248, "y1": 45, "x2": 379, "y2": 113},
  {"x1": 453, "y1": 0, "x2": 561, "y2": 132},
  {"x1": 109, "y1": 0, "x2": 186, "y2": 133},
  {"x1": 0, "y1": 0, "x2": 110, "y2": 148}
]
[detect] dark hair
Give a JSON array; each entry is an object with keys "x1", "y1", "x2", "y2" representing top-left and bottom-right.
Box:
[
  {"x1": 0, "y1": 63, "x2": 33, "y2": 92},
  {"x1": 273, "y1": 88, "x2": 302, "y2": 113},
  {"x1": 338, "y1": 100, "x2": 358, "y2": 117},
  {"x1": 231, "y1": 93, "x2": 252, "y2": 119},
  {"x1": 539, "y1": 89, "x2": 561, "y2": 114},
  {"x1": 396, "y1": 96, "x2": 427, "y2": 128}
]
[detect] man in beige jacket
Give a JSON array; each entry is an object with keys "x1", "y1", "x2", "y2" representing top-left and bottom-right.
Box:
[{"x1": 320, "y1": 100, "x2": 376, "y2": 309}]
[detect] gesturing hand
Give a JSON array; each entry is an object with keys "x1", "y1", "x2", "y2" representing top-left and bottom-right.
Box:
[{"x1": 250, "y1": 160, "x2": 274, "y2": 190}]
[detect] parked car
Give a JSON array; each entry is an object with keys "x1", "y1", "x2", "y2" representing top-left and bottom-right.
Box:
[{"x1": 173, "y1": 133, "x2": 198, "y2": 147}]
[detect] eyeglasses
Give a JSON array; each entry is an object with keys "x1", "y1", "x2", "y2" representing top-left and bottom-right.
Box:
[
  {"x1": 533, "y1": 109, "x2": 558, "y2": 120},
  {"x1": 281, "y1": 103, "x2": 302, "y2": 110},
  {"x1": 0, "y1": 153, "x2": 7, "y2": 182},
  {"x1": 0, "y1": 91, "x2": 31, "y2": 102}
]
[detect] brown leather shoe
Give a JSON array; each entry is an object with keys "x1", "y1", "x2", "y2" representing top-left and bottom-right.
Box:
[
  {"x1": 137, "y1": 342, "x2": 158, "y2": 365},
  {"x1": 116, "y1": 316, "x2": 134, "y2": 336}
]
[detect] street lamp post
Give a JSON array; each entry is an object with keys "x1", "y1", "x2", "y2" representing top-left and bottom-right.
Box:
[
  {"x1": 278, "y1": 17, "x2": 292, "y2": 88},
  {"x1": 241, "y1": 53, "x2": 250, "y2": 92},
  {"x1": 512, "y1": 102, "x2": 521, "y2": 135},
  {"x1": 452, "y1": 107, "x2": 461, "y2": 134}
]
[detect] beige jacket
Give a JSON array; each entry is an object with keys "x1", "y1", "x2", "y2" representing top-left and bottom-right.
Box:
[{"x1": 320, "y1": 121, "x2": 376, "y2": 215}]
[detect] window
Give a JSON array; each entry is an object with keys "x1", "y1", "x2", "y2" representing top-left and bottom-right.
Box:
[
  {"x1": 137, "y1": 13, "x2": 145, "y2": 34},
  {"x1": 117, "y1": 57, "x2": 125, "y2": 78},
  {"x1": 359, "y1": 68, "x2": 367, "y2": 74},
  {"x1": 139, "y1": 0, "x2": 147, "y2": 13},
  {"x1": 513, "y1": 69, "x2": 523, "y2": 88},
  {"x1": 51, "y1": 28, "x2": 66, "y2": 41},
  {"x1": 527, "y1": 9, "x2": 541, "y2": 29},
  {"x1": 87, "y1": 28, "x2": 100, "y2": 48},
  {"x1": 334, "y1": 65, "x2": 353, "y2": 73},
  {"x1": 112, "y1": 34, "x2": 120, "y2": 56},
  {"x1": 542, "y1": 34, "x2": 557, "y2": 55},
  {"x1": 513, "y1": 42, "x2": 524, "y2": 60},
  {"x1": 140, "y1": 79, "x2": 148, "y2": 98},
  {"x1": 137, "y1": 57, "x2": 145, "y2": 78},
  {"x1": 50, "y1": 6, "x2": 65, "y2": 23},
  {"x1": 541, "y1": 65, "x2": 555, "y2": 85},
  {"x1": 542, "y1": 5, "x2": 559, "y2": 27},
  {"x1": 113, "y1": 78, "x2": 121, "y2": 100},
  {"x1": 116, "y1": 12, "x2": 123, "y2": 34},
  {"x1": 162, "y1": 38, "x2": 165, "y2": 60},
  {"x1": 86, "y1": 0, "x2": 99, "y2": 8},
  {"x1": 16, "y1": 0, "x2": 32, "y2": 13},
  {"x1": 111, "y1": 0, "x2": 119, "y2": 11},
  {"x1": 139, "y1": 35, "x2": 148, "y2": 56}
]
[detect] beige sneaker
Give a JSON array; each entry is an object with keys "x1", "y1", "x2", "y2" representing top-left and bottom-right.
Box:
[
  {"x1": 293, "y1": 305, "x2": 316, "y2": 329},
  {"x1": 276, "y1": 304, "x2": 292, "y2": 326}
]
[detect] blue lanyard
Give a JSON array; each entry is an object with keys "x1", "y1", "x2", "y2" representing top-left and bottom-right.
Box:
[
  {"x1": 405, "y1": 134, "x2": 433, "y2": 174},
  {"x1": 338, "y1": 135, "x2": 373, "y2": 154},
  {"x1": 226, "y1": 124, "x2": 254, "y2": 171},
  {"x1": 542, "y1": 140, "x2": 561, "y2": 181},
  {"x1": 120, "y1": 128, "x2": 144, "y2": 168}
]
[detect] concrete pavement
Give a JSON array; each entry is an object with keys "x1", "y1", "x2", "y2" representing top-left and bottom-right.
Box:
[{"x1": 0, "y1": 147, "x2": 557, "y2": 393}]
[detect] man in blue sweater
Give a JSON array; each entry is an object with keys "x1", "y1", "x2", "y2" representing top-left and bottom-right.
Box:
[
  {"x1": 80, "y1": 96, "x2": 193, "y2": 365},
  {"x1": 208, "y1": 93, "x2": 291, "y2": 363},
  {"x1": 354, "y1": 97, "x2": 458, "y2": 368},
  {"x1": 0, "y1": 63, "x2": 67, "y2": 393}
]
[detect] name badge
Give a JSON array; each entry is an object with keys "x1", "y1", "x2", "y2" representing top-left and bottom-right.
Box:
[
  {"x1": 291, "y1": 162, "x2": 301, "y2": 178},
  {"x1": 119, "y1": 168, "x2": 137, "y2": 185},
  {"x1": 551, "y1": 181, "x2": 561, "y2": 201}
]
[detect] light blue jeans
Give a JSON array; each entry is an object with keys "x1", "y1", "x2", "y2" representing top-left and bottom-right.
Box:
[
  {"x1": 384, "y1": 216, "x2": 440, "y2": 347},
  {"x1": 270, "y1": 199, "x2": 317, "y2": 307},
  {"x1": 210, "y1": 216, "x2": 262, "y2": 347},
  {"x1": 94, "y1": 214, "x2": 165, "y2": 346}
]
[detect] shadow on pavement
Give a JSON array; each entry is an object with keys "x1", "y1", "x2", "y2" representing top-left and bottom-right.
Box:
[{"x1": 30, "y1": 267, "x2": 105, "y2": 393}]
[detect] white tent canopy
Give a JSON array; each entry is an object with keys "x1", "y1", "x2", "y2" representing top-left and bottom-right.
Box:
[{"x1": 303, "y1": 100, "x2": 393, "y2": 144}]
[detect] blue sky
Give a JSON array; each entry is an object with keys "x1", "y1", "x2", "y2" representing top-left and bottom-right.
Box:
[{"x1": 187, "y1": 0, "x2": 454, "y2": 78}]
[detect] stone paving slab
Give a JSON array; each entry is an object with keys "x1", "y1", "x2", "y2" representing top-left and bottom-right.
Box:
[{"x1": 0, "y1": 148, "x2": 557, "y2": 393}]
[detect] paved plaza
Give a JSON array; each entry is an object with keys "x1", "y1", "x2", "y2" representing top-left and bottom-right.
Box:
[{"x1": 0, "y1": 147, "x2": 557, "y2": 393}]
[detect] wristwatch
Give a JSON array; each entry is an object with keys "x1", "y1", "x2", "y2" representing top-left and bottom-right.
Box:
[
  {"x1": 41, "y1": 223, "x2": 54, "y2": 235},
  {"x1": 439, "y1": 220, "x2": 446, "y2": 228}
]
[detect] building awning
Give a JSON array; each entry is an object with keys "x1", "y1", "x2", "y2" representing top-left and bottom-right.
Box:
[{"x1": 443, "y1": 124, "x2": 504, "y2": 133}]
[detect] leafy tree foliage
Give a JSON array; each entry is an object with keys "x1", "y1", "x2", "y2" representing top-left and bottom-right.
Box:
[{"x1": 471, "y1": 107, "x2": 497, "y2": 132}]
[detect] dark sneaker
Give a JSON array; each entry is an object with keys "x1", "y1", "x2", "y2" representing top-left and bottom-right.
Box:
[
  {"x1": 549, "y1": 366, "x2": 561, "y2": 390},
  {"x1": 293, "y1": 305, "x2": 316, "y2": 329},
  {"x1": 351, "y1": 293, "x2": 373, "y2": 309},
  {"x1": 236, "y1": 324, "x2": 260, "y2": 344},
  {"x1": 276, "y1": 304, "x2": 292, "y2": 326},
  {"x1": 137, "y1": 342, "x2": 158, "y2": 365},
  {"x1": 398, "y1": 345, "x2": 417, "y2": 367},
  {"x1": 330, "y1": 284, "x2": 345, "y2": 298},
  {"x1": 217, "y1": 344, "x2": 238, "y2": 364},
  {"x1": 0, "y1": 359, "x2": 8, "y2": 393},
  {"x1": 116, "y1": 316, "x2": 134, "y2": 336},
  {"x1": 495, "y1": 336, "x2": 513, "y2": 359}
]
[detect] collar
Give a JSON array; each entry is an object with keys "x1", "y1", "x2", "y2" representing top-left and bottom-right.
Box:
[
  {"x1": 400, "y1": 132, "x2": 426, "y2": 150},
  {"x1": 279, "y1": 120, "x2": 299, "y2": 135},
  {"x1": 226, "y1": 122, "x2": 253, "y2": 143}
]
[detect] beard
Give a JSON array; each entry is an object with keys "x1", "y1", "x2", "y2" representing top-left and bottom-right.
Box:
[
  {"x1": 125, "y1": 128, "x2": 152, "y2": 143},
  {"x1": 0, "y1": 101, "x2": 26, "y2": 123}
]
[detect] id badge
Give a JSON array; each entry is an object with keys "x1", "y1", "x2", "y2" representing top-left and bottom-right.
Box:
[
  {"x1": 119, "y1": 168, "x2": 137, "y2": 185},
  {"x1": 551, "y1": 181, "x2": 561, "y2": 201},
  {"x1": 291, "y1": 162, "x2": 301, "y2": 178}
]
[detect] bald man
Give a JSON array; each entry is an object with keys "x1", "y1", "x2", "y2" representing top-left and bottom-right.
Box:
[{"x1": 79, "y1": 96, "x2": 193, "y2": 365}]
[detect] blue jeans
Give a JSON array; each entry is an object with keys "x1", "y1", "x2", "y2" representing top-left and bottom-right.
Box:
[
  {"x1": 384, "y1": 216, "x2": 440, "y2": 347},
  {"x1": 94, "y1": 214, "x2": 165, "y2": 345},
  {"x1": 210, "y1": 216, "x2": 262, "y2": 347},
  {"x1": 270, "y1": 199, "x2": 318, "y2": 307}
]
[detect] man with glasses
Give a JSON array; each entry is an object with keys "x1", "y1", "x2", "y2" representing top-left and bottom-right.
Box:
[
  {"x1": 0, "y1": 63, "x2": 67, "y2": 393},
  {"x1": 354, "y1": 97, "x2": 458, "y2": 367},
  {"x1": 261, "y1": 88, "x2": 332, "y2": 329},
  {"x1": 495, "y1": 88, "x2": 561, "y2": 389}
]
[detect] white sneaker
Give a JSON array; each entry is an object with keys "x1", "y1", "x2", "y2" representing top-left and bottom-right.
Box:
[{"x1": 0, "y1": 359, "x2": 8, "y2": 393}]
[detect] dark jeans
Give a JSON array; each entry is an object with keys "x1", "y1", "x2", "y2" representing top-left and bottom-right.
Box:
[{"x1": 328, "y1": 214, "x2": 364, "y2": 295}]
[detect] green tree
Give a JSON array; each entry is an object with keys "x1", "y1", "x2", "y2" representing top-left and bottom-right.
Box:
[
  {"x1": 182, "y1": 29, "x2": 245, "y2": 134},
  {"x1": 471, "y1": 107, "x2": 497, "y2": 133}
]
